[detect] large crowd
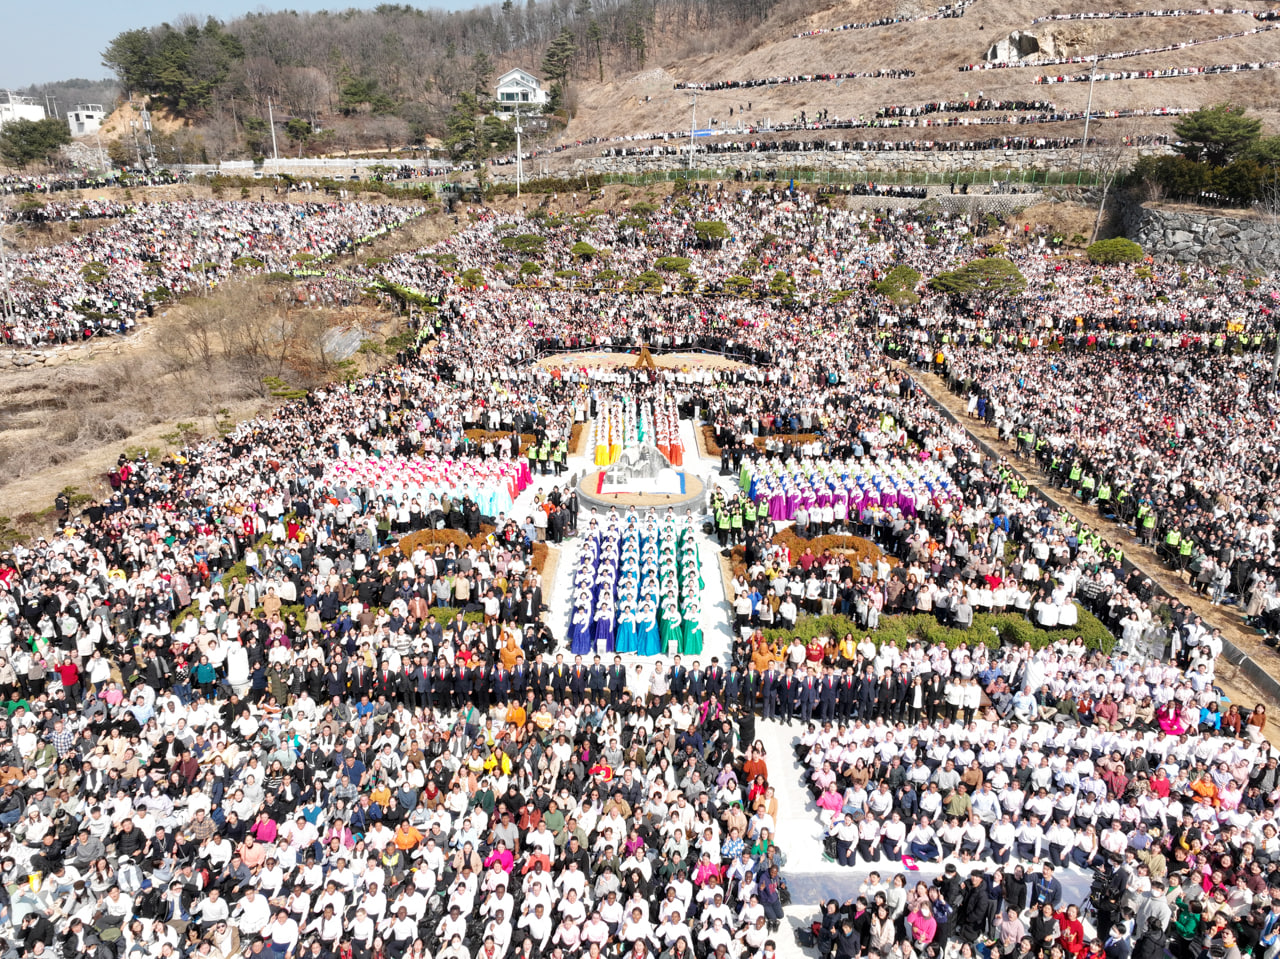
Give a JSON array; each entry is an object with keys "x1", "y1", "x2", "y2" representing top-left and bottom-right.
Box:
[
  {"x1": 1, "y1": 200, "x2": 418, "y2": 347},
  {"x1": 792, "y1": 0, "x2": 974, "y2": 39},
  {"x1": 1033, "y1": 60, "x2": 1280, "y2": 83},
  {"x1": 960, "y1": 22, "x2": 1280, "y2": 69},
  {"x1": 0, "y1": 185, "x2": 1278, "y2": 959}
]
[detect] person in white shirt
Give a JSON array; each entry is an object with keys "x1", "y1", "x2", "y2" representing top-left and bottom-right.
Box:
[
  {"x1": 517, "y1": 902, "x2": 553, "y2": 951},
  {"x1": 266, "y1": 910, "x2": 300, "y2": 955}
]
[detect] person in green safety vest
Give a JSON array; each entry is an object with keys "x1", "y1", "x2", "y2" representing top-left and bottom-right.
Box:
[
  {"x1": 716, "y1": 507, "x2": 731, "y2": 549},
  {"x1": 743, "y1": 499, "x2": 757, "y2": 536},
  {"x1": 1178, "y1": 536, "x2": 1193, "y2": 573},
  {"x1": 730, "y1": 505, "x2": 743, "y2": 544},
  {"x1": 1140, "y1": 510, "x2": 1156, "y2": 546},
  {"x1": 1067, "y1": 462, "x2": 1082, "y2": 490},
  {"x1": 1163, "y1": 528, "x2": 1181, "y2": 565}
]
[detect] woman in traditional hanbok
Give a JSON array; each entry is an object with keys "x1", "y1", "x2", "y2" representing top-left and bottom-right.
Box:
[
  {"x1": 680, "y1": 600, "x2": 703, "y2": 656},
  {"x1": 593, "y1": 601, "x2": 616, "y2": 654},
  {"x1": 659, "y1": 596, "x2": 682, "y2": 654},
  {"x1": 570, "y1": 604, "x2": 594, "y2": 655},
  {"x1": 615, "y1": 603, "x2": 637, "y2": 654},
  {"x1": 637, "y1": 601, "x2": 660, "y2": 656}
]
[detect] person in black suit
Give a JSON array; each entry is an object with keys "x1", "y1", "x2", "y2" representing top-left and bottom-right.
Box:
[
  {"x1": 1103, "y1": 927, "x2": 1132, "y2": 959},
  {"x1": 550, "y1": 655, "x2": 570, "y2": 702},
  {"x1": 837, "y1": 668, "x2": 857, "y2": 721},
  {"x1": 607, "y1": 657, "x2": 627, "y2": 706},
  {"x1": 818, "y1": 669, "x2": 838, "y2": 722},
  {"x1": 926, "y1": 673, "x2": 946, "y2": 725},
  {"x1": 414, "y1": 658, "x2": 431, "y2": 710},
  {"x1": 569, "y1": 658, "x2": 588, "y2": 705},
  {"x1": 588, "y1": 657, "x2": 607, "y2": 701},
  {"x1": 779, "y1": 669, "x2": 799, "y2": 725},
  {"x1": 687, "y1": 663, "x2": 705, "y2": 701},
  {"x1": 857, "y1": 666, "x2": 877, "y2": 720},
  {"x1": 744, "y1": 666, "x2": 761, "y2": 713},
  {"x1": 529, "y1": 654, "x2": 549, "y2": 701},
  {"x1": 430, "y1": 663, "x2": 453, "y2": 711},
  {"x1": 669, "y1": 657, "x2": 688, "y2": 700},
  {"x1": 374, "y1": 667, "x2": 398, "y2": 703},
  {"x1": 348, "y1": 663, "x2": 372, "y2": 701},
  {"x1": 472, "y1": 661, "x2": 490, "y2": 710},
  {"x1": 761, "y1": 667, "x2": 780, "y2": 720},
  {"x1": 705, "y1": 660, "x2": 724, "y2": 698},
  {"x1": 500, "y1": 593, "x2": 518, "y2": 624},
  {"x1": 724, "y1": 667, "x2": 742, "y2": 710},
  {"x1": 493, "y1": 663, "x2": 511, "y2": 704},
  {"x1": 797, "y1": 671, "x2": 817, "y2": 724},
  {"x1": 453, "y1": 662, "x2": 473, "y2": 706},
  {"x1": 518, "y1": 591, "x2": 539, "y2": 626},
  {"x1": 510, "y1": 660, "x2": 527, "y2": 700}
]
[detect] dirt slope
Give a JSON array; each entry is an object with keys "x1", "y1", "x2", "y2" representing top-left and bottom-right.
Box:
[{"x1": 559, "y1": 0, "x2": 1280, "y2": 146}]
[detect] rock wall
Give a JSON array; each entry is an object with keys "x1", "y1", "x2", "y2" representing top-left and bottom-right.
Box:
[
  {"x1": 1128, "y1": 202, "x2": 1280, "y2": 270},
  {"x1": 563, "y1": 146, "x2": 1170, "y2": 177}
]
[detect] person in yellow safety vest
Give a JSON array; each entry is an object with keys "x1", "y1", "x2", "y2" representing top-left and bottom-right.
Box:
[
  {"x1": 1140, "y1": 510, "x2": 1156, "y2": 546},
  {"x1": 716, "y1": 508, "x2": 731, "y2": 549}
]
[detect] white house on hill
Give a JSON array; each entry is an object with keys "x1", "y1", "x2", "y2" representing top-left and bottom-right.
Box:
[
  {"x1": 68, "y1": 104, "x2": 107, "y2": 137},
  {"x1": 0, "y1": 91, "x2": 46, "y2": 129},
  {"x1": 495, "y1": 68, "x2": 547, "y2": 113}
]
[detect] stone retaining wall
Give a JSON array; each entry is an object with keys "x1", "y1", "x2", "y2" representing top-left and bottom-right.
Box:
[
  {"x1": 1127, "y1": 202, "x2": 1280, "y2": 270},
  {"x1": 565, "y1": 145, "x2": 1171, "y2": 176}
]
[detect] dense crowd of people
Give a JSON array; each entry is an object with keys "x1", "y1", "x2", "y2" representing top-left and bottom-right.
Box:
[
  {"x1": 0, "y1": 183, "x2": 1278, "y2": 959},
  {"x1": 0, "y1": 171, "x2": 189, "y2": 198},
  {"x1": 960, "y1": 22, "x2": 1280, "y2": 69},
  {"x1": 1032, "y1": 7, "x2": 1267, "y2": 23},
  {"x1": 792, "y1": 0, "x2": 974, "y2": 38},
  {"x1": 674, "y1": 71, "x2": 916, "y2": 92},
  {"x1": 1033, "y1": 60, "x2": 1280, "y2": 83},
  {"x1": 1, "y1": 200, "x2": 417, "y2": 347}
]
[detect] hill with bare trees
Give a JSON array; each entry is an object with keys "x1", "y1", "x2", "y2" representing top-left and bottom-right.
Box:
[{"x1": 79, "y1": 0, "x2": 1280, "y2": 167}]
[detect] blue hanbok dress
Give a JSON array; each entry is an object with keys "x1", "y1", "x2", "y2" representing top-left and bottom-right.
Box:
[
  {"x1": 637, "y1": 605, "x2": 661, "y2": 656},
  {"x1": 570, "y1": 606, "x2": 594, "y2": 655},
  {"x1": 593, "y1": 605, "x2": 616, "y2": 654},
  {"x1": 615, "y1": 607, "x2": 637, "y2": 654}
]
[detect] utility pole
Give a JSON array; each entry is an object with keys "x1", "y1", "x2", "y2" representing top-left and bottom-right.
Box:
[
  {"x1": 514, "y1": 105, "x2": 523, "y2": 199},
  {"x1": 688, "y1": 94, "x2": 696, "y2": 172},
  {"x1": 129, "y1": 119, "x2": 143, "y2": 170},
  {"x1": 1077, "y1": 59, "x2": 1099, "y2": 183},
  {"x1": 268, "y1": 98, "x2": 280, "y2": 175}
]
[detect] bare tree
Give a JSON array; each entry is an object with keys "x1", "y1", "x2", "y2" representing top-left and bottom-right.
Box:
[
  {"x1": 1088, "y1": 119, "x2": 1138, "y2": 243},
  {"x1": 1255, "y1": 167, "x2": 1280, "y2": 383}
]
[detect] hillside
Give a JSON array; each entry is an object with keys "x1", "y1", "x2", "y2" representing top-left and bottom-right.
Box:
[
  {"x1": 558, "y1": 0, "x2": 1280, "y2": 148},
  {"x1": 48, "y1": 0, "x2": 1280, "y2": 170}
]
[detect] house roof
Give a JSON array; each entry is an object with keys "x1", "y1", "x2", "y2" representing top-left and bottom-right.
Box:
[{"x1": 496, "y1": 68, "x2": 541, "y2": 85}]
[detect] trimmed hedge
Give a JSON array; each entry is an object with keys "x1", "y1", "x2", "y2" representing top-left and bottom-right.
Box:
[
  {"x1": 384, "y1": 527, "x2": 551, "y2": 578},
  {"x1": 731, "y1": 531, "x2": 893, "y2": 575},
  {"x1": 760, "y1": 609, "x2": 1115, "y2": 653}
]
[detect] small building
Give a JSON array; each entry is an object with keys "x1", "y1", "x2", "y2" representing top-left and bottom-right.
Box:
[
  {"x1": 0, "y1": 91, "x2": 46, "y2": 129},
  {"x1": 68, "y1": 104, "x2": 107, "y2": 137},
  {"x1": 494, "y1": 68, "x2": 547, "y2": 114}
]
